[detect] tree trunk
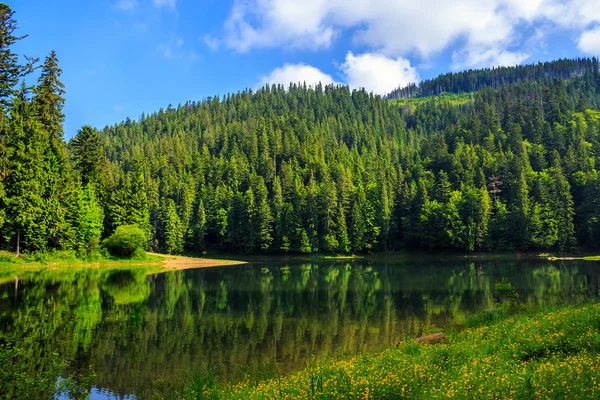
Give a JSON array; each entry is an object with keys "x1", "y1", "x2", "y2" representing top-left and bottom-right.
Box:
[{"x1": 16, "y1": 229, "x2": 20, "y2": 257}]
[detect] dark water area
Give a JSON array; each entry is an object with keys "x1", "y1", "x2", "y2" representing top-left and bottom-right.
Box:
[{"x1": 0, "y1": 258, "x2": 599, "y2": 398}]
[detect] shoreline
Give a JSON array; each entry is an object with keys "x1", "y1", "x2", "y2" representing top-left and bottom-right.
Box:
[
  {"x1": 175, "y1": 303, "x2": 600, "y2": 399},
  {"x1": 150, "y1": 253, "x2": 247, "y2": 271},
  {"x1": 1, "y1": 251, "x2": 597, "y2": 273},
  {"x1": 0, "y1": 252, "x2": 246, "y2": 273}
]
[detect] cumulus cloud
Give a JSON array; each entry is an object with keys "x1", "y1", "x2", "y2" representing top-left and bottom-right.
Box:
[
  {"x1": 225, "y1": 0, "x2": 335, "y2": 51},
  {"x1": 220, "y1": 0, "x2": 600, "y2": 69},
  {"x1": 339, "y1": 52, "x2": 419, "y2": 94},
  {"x1": 260, "y1": 53, "x2": 419, "y2": 95},
  {"x1": 258, "y1": 63, "x2": 335, "y2": 88},
  {"x1": 578, "y1": 27, "x2": 600, "y2": 55}
]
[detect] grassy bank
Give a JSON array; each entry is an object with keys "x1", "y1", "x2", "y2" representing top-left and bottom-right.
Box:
[
  {"x1": 0, "y1": 250, "x2": 245, "y2": 271},
  {"x1": 0, "y1": 250, "x2": 164, "y2": 268},
  {"x1": 161, "y1": 304, "x2": 600, "y2": 399}
]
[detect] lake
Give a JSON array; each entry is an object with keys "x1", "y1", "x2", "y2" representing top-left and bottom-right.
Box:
[{"x1": 1, "y1": 257, "x2": 599, "y2": 398}]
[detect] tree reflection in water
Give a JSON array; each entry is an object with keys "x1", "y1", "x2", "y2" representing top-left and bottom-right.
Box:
[{"x1": 0, "y1": 259, "x2": 598, "y2": 398}]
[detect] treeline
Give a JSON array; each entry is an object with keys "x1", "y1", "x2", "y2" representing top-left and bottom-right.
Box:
[
  {"x1": 387, "y1": 58, "x2": 598, "y2": 99},
  {"x1": 3, "y1": 3, "x2": 600, "y2": 255}
]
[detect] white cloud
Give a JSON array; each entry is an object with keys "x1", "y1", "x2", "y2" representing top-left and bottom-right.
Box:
[
  {"x1": 116, "y1": 0, "x2": 138, "y2": 11},
  {"x1": 578, "y1": 27, "x2": 600, "y2": 54},
  {"x1": 339, "y1": 52, "x2": 419, "y2": 94},
  {"x1": 152, "y1": 0, "x2": 176, "y2": 9},
  {"x1": 203, "y1": 35, "x2": 220, "y2": 50},
  {"x1": 258, "y1": 63, "x2": 335, "y2": 88},
  {"x1": 260, "y1": 53, "x2": 419, "y2": 94},
  {"x1": 224, "y1": 0, "x2": 335, "y2": 51},
  {"x1": 157, "y1": 36, "x2": 199, "y2": 62},
  {"x1": 219, "y1": 0, "x2": 600, "y2": 69},
  {"x1": 452, "y1": 46, "x2": 530, "y2": 70}
]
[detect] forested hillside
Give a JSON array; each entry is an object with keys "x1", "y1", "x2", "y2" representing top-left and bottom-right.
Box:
[
  {"x1": 97, "y1": 67, "x2": 600, "y2": 254},
  {"x1": 387, "y1": 58, "x2": 598, "y2": 99},
  {"x1": 2, "y1": 2, "x2": 600, "y2": 256}
]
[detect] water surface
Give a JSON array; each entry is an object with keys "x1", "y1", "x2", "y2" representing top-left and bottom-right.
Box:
[{"x1": 1, "y1": 258, "x2": 598, "y2": 398}]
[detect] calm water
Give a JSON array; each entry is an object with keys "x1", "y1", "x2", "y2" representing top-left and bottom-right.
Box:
[{"x1": 1, "y1": 258, "x2": 599, "y2": 398}]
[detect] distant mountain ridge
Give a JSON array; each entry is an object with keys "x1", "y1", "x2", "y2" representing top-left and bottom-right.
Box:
[{"x1": 386, "y1": 58, "x2": 599, "y2": 100}]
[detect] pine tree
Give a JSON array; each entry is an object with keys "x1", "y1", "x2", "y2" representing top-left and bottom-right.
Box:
[
  {"x1": 34, "y1": 50, "x2": 73, "y2": 250},
  {"x1": 160, "y1": 199, "x2": 184, "y2": 254},
  {"x1": 191, "y1": 199, "x2": 207, "y2": 250},
  {"x1": 2, "y1": 93, "x2": 48, "y2": 254},
  {"x1": 271, "y1": 176, "x2": 284, "y2": 250},
  {"x1": 34, "y1": 50, "x2": 65, "y2": 141},
  {"x1": 551, "y1": 156, "x2": 576, "y2": 250},
  {"x1": 69, "y1": 126, "x2": 106, "y2": 187},
  {"x1": 0, "y1": 3, "x2": 28, "y2": 108},
  {"x1": 509, "y1": 167, "x2": 531, "y2": 249},
  {"x1": 128, "y1": 170, "x2": 151, "y2": 236},
  {"x1": 250, "y1": 175, "x2": 273, "y2": 251},
  {"x1": 460, "y1": 186, "x2": 491, "y2": 251}
]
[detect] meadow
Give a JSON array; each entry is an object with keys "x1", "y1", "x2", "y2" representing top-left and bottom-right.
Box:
[{"x1": 157, "y1": 303, "x2": 600, "y2": 399}]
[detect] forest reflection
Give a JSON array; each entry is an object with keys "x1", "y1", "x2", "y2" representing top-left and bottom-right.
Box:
[{"x1": 0, "y1": 259, "x2": 598, "y2": 397}]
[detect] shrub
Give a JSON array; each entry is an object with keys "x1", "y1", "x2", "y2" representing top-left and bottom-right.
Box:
[{"x1": 102, "y1": 225, "x2": 148, "y2": 258}]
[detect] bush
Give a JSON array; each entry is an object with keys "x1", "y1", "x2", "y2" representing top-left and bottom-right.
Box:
[{"x1": 102, "y1": 225, "x2": 148, "y2": 258}]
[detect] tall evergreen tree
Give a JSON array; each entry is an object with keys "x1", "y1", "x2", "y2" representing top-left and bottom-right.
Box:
[
  {"x1": 0, "y1": 3, "x2": 28, "y2": 108},
  {"x1": 2, "y1": 93, "x2": 48, "y2": 254},
  {"x1": 69, "y1": 126, "x2": 106, "y2": 187},
  {"x1": 34, "y1": 50, "x2": 73, "y2": 250}
]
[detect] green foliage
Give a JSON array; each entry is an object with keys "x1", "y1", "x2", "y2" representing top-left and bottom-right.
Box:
[
  {"x1": 102, "y1": 224, "x2": 147, "y2": 258},
  {"x1": 389, "y1": 92, "x2": 473, "y2": 111},
  {"x1": 495, "y1": 277, "x2": 522, "y2": 314},
  {"x1": 69, "y1": 125, "x2": 105, "y2": 187},
  {"x1": 495, "y1": 277, "x2": 519, "y2": 300},
  {"x1": 388, "y1": 58, "x2": 598, "y2": 99},
  {"x1": 56, "y1": 366, "x2": 96, "y2": 400},
  {"x1": 74, "y1": 184, "x2": 104, "y2": 256},
  {"x1": 0, "y1": 3, "x2": 28, "y2": 107},
  {"x1": 160, "y1": 199, "x2": 184, "y2": 254},
  {"x1": 0, "y1": 343, "x2": 65, "y2": 400}
]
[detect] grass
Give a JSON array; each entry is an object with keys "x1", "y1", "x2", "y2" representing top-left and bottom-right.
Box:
[
  {"x1": 152, "y1": 303, "x2": 600, "y2": 399},
  {"x1": 0, "y1": 249, "x2": 163, "y2": 268},
  {"x1": 0, "y1": 251, "x2": 162, "y2": 266},
  {"x1": 389, "y1": 92, "x2": 474, "y2": 111},
  {"x1": 0, "y1": 249, "x2": 246, "y2": 279}
]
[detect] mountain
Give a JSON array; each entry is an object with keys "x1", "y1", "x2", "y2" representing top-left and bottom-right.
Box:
[
  {"x1": 2, "y1": 11, "x2": 600, "y2": 256},
  {"x1": 94, "y1": 60, "x2": 600, "y2": 253}
]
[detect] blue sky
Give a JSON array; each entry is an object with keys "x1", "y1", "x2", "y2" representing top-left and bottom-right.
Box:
[{"x1": 11, "y1": 0, "x2": 600, "y2": 139}]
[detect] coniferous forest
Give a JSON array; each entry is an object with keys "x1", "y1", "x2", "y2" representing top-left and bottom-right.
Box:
[{"x1": 3, "y1": 4, "x2": 600, "y2": 256}]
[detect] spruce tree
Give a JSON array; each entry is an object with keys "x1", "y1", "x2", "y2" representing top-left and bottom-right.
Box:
[
  {"x1": 34, "y1": 50, "x2": 73, "y2": 250},
  {"x1": 2, "y1": 92, "x2": 48, "y2": 253},
  {"x1": 69, "y1": 125, "x2": 106, "y2": 187},
  {"x1": 0, "y1": 3, "x2": 28, "y2": 108}
]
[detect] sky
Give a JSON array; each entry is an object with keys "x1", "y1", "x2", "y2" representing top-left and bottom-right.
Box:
[{"x1": 11, "y1": 0, "x2": 600, "y2": 139}]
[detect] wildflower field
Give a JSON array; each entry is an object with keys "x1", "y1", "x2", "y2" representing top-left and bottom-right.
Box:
[{"x1": 169, "y1": 304, "x2": 600, "y2": 399}]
